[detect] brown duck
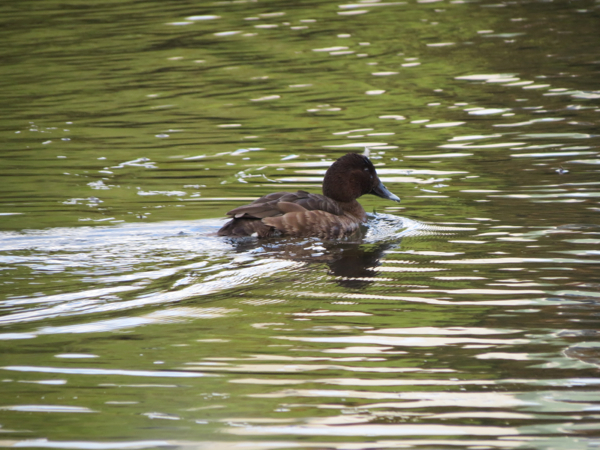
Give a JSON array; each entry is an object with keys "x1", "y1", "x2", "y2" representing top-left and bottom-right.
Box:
[{"x1": 218, "y1": 152, "x2": 400, "y2": 239}]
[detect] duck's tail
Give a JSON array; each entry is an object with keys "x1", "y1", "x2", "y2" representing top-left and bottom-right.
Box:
[{"x1": 218, "y1": 217, "x2": 276, "y2": 238}]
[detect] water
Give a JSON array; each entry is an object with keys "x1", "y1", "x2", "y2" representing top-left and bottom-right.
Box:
[{"x1": 1, "y1": 0, "x2": 600, "y2": 448}]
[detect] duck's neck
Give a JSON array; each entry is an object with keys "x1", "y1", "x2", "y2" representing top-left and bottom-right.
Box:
[{"x1": 339, "y1": 200, "x2": 367, "y2": 221}]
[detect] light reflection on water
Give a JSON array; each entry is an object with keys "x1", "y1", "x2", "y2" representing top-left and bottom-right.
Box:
[
  {"x1": 2, "y1": 212, "x2": 599, "y2": 446},
  {"x1": 0, "y1": 214, "x2": 423, "y2": 332},
  {"x1": 1, "y1": 0, "x2": 600, "y2": 447}
]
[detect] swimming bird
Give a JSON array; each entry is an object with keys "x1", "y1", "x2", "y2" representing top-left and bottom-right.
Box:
[{"x1": 218, "y1": 152, "x2": 400, "y2": 239}]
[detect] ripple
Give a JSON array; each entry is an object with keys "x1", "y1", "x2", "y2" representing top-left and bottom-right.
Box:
[
  {"x1": 0, "y1": 405, "x2": 95, "y2": 413},
  {"x1": 456, "y1": 73, "x2": 517, "y2": 82},
  {"x1": 425, "y1": 122, "x2": 466, "y2": 128},
  {"x1": 226, "y1": 423, "x2": 519, "y2": 437},
  {"x1": 276, "y1": 335, "x2": 529, "y2": 347},
  {"x1": 186, "y1": 15, "x2": 220, "y2": 21},
  {"x1": 2, "y1": 366, "x2": 209, "y2": 378}
]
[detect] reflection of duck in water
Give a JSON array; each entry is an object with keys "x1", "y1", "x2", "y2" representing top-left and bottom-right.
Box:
[
  {"x1": 218, "y1": 153, "x2": 400, "y2": 239},
  {"x1": 233, "y1": 236, "x2": 398, "y2": 290},
  {"x1": 327, "y1": 241, "x2": 397, "y2": 289}
]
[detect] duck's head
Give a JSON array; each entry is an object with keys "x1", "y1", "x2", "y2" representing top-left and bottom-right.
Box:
[{"x1": 322, "y1": 153, "x2": 400, "y2": 203}]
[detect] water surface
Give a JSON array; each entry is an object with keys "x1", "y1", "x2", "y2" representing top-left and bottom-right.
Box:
[{"x1": 1, "y1": 0, "x2": 600, "y2": 448}]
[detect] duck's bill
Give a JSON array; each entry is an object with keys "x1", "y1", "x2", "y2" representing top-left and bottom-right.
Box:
[{"x1": 372, "y1": 180, "x2": 400, "y2": 202}]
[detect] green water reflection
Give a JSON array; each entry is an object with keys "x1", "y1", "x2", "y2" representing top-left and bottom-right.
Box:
[{"x1": 1, "y1": 0, "x2": 599, "y2": 448}]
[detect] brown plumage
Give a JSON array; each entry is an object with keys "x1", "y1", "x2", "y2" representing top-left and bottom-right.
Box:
[{"x1": 218, "y1": 153, "x2": 400, "y2": 239}]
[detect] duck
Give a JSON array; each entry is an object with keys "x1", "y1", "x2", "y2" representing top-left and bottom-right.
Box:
[{"x1": 218, "y1": 152, "x2": 400, "y2": 239}]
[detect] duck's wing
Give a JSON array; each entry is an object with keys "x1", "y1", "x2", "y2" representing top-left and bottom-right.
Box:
[
  {"x1": 219, "y1": 190, "x2": 349, "y2": 238},
  {"x1": 225, "y1": 192, "x2": 296, "y2": 219},
  {"x1": 292, "y1": 191, "x2": 344, "y2": 215},
  {"x1": 226, "y1": 191, "x2": 343, "y2": 219}
]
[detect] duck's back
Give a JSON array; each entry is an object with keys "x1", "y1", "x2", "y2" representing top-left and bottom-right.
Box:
[
  {"x1": 217, "y1": 190, "x2": 361, "y2": 238},
  {"x1": 227, "y1": 190, "x2": 343, "y2": 218}
]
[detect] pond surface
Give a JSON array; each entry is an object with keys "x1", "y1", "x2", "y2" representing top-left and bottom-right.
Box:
[{"x1": 1, "y1": 0, "x2": 600, "y2": 449}]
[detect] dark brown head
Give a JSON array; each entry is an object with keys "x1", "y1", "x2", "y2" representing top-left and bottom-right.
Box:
[{"x1": 322, "y1": 153, "x2": 400, "y2": 203}]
